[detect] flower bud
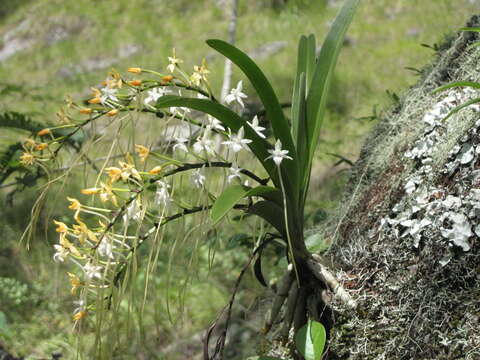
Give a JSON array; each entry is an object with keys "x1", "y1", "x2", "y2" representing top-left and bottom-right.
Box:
[
  {"x1": 128, "y1": 67, "x2": 142, "y2": 74},
  {"x1": 161, "y1": 75, "x2": 174, "y2": 83},
  {"x1": 37, "y1": 128, "x2": 51, "y2": 136},
  {"x1": 107, "y1": 109, "x2": 119, "y2": 117},
  {"x1": 81, "y1": 188, "x2": 101, "y2": 195},
  {"x1": 79, "y1": 108, "x2": 93, "y2": 114},
  {"x1": 128, "y1": 79, "x2": 142, "y2": 86},
  {"x1": 148, "y1": 166, "x2": 163, "y2": 175}
]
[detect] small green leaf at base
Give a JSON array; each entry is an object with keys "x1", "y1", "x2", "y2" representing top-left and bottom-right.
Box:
[{"x1": 295, "y1": 320, "x2": 327, "y2": 360}]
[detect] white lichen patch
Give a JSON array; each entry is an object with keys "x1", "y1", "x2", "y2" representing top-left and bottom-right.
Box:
[
  {"x1": 378, "y1": 88, "x2": 480, "y2": 264},
  {"x1": 329, "y1": 29, "x2": 480, "y2": 360}
]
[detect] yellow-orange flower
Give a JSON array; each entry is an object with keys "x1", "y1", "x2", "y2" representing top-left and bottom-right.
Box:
[
  {"x1": 23, "y1": 138, "x2": 36, "y2": 149},
  {"x1": 35, "y1": 143, "x2": 48, "y2": 151},
  {"x1": 20, "y1": 152, "x2": 34, "y2": 166},
  {"x1": 72, "y1": 220, "x2": 98, "y2": 244},
  {"x1": 190, "y1": 72, "x2": 202, "y2": 86},
  {"x1": 117, "y1": 160, "x2": 142, "y2": 182},
  {"x1": 73, "y1": 310, "x2": 87, "y2": 321},
  {"x1": 135, "y1": 144, "x2": 149, "y2": 163},
  {"x1": 60, "y1": 236, "x2": 82, "y2": 257},
  {"x1": 105, "y1": 167, "x2": 122, "y2": 183},
  {"x1": 128, "y1": 67, "x2": 142, "y2": 74},
  {"x1": 167, "y1": 48, "x2": 183, "y2": 73},
  {"x1": 106, "y1": 70, "x2": 122, "y2": 89},
  {"x1": 53, "y1": 220, "x2": 68, "y2": 233},
  {"x1": 67, "y1": 197, "x2": 81, "y2": 210},
  {"x1": 99, "y1": 181, "x2": 117, "y2": 206},
  {"x1": 107, "y1": 109, "x2": 119, "y2": 117},
  {"x1": 148, "y1": 165, "x2": 163, "y2": 175},
  {"x1": 67, "y1": 272, "x2": 82, "y2": 295},
  {"x1": 37, "y1": 128, "x2": 51, "y2": 136}
]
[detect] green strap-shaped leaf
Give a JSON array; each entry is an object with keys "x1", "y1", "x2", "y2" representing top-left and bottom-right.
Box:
[
  {"x1": 293, "y1": 72, "x2": 307, "y2": 203},
  {"x1": 434, "y1": 81, "x2": 480, "y2": 93},
  {"x1": 206, "y1": 39, "x2": 299, "y2": 203},
  {"x1": 304, "y1": 0, "x2": 360, "y2": 193},
  {"x1": 291, "y1": 35, "x2": 307, "y2": 143},
  {"x1": 248, "y1": 200, "x2": 286, "y2": 236},
  {"x1": 305, "y1": 34, "x2": 317, "y2": 95},
  {"x1": 211, "y1": 185, "x2": 281, "y2": 224},
  {"x1": 294, "y1": 320, "x2": 327, "y2": 360},
  {"x1": 156, "y1": 95, "x2": 277, "y2": 183}
]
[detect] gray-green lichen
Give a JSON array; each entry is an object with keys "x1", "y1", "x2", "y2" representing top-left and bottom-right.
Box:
[{"x1": 326, "y1": 15, "x2": 480, "y2": 360}]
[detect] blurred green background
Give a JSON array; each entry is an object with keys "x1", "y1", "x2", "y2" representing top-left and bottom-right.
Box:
[{"x1": 0, "y1": 0, "x2": 477, "y2": 358}]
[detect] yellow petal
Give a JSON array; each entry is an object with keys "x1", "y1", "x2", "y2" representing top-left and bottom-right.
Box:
[{"x1": 67, "y1": 197, "x2": 81, "y2": 210}]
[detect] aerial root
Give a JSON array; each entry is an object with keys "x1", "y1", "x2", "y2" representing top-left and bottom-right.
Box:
[
  {"x1": 307, "y1": 254, "x2": 357, "y2": 310},
  {"x1": 263, "y1": 267, "x2": 294, "y2": 333},
  {"x1": 280, "y1": 280, "x2": 299, "y2": 342}
]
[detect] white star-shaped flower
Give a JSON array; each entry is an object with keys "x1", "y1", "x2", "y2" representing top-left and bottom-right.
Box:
[
  {"x1": 97, "y1": 238, "x2": 115, "y2": 259},
  {"x1": 154, "y1": 180, "x2": 171, "y2": 207},
  {"x1": 266, "y1": 139, "x2": 292, "y2": 166},
  {"x1": 191, "y1": 168, "x2": 206, "y2": 188},
  {"x1": 100, "y1": 87, "x2": 119, "y2": 104},
  {"x1": 247, "y1": 115, "x2": 266, "y2": 138},
  {"x1": 173, "y1": 137, "x2": 189, "y2": 152},
  {"x1": 83, "y1": 262, "x2": 103, "y2": 280},
  {"x1": 222, "y1": 127, "x2": 252, "y2": 153},
  {"x1": 123, "y1": 200, "x2": 142, "y2": 224},
  {"x1": 193, "y1": 130, "x2": 215, "y2": 155},
  {"x1": 227, "y1": 165, "x2": 242, "y2": 183},
  {"x1": 207, "y1": 115, "x2": 225, "y2": 131},
  {"x1": 144, "y1": 87, "x2": 171, "y2": 105},
  {"x1": 53, "y1": 244, "x2": 68, "y2": 263},
  {"x1": 73, "y1": 299, "x2": 86, "y2": 315},
  {"x1": 225, "y1": 80, "x2": 248, "y2": 108},
  {"x1": 170, "y1": 107, "x2": 191, "y2": 116}
]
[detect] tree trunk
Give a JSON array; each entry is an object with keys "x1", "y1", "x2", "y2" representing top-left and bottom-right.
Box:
[{"x1": 323, "y1": 15, "x2": 480, "y2": 360}]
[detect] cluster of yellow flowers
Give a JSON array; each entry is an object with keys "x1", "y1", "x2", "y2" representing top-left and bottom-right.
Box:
[
  {"x1": 19, "y1": 129, "x2": 53, "y2": 166},
  {"x1": 39, "y1": 49, "x2": 222, "y2": 323}
]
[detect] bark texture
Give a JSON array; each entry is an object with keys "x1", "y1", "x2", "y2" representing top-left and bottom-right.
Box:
[{"x1": 324, "y1": 15, "x2": 480, "y2": 360}]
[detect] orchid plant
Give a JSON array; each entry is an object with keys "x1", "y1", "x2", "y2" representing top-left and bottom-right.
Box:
[{"x1": 21, "y1": 0, "x2": 360, "y2": 358}]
